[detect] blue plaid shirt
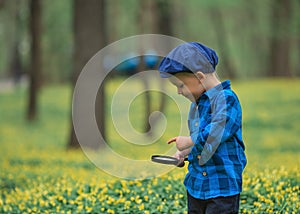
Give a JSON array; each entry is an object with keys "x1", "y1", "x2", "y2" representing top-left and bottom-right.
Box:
[{"x1": 184, "y1": 80, "x2": 247, "y2": 200}]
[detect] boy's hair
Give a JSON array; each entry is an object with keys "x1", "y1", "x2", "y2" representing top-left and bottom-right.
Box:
[{"x1": 158, "y1": 42, "x2": 218, "y2": 78}]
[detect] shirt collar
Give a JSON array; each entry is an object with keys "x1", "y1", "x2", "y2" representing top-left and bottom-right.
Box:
[{"x1": 198, "y1": 80, "x2": 231, "y2": 102}]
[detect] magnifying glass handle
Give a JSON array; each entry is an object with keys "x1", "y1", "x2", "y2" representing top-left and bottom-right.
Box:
[
  {"x1": 177, "y1": 162, "x2": 185, "y2": 167},
  {"x1": 177, "y1": 157, "x2": 188, "y2": 167}
]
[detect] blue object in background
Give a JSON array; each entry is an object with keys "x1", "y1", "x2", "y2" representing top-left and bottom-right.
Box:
[
  {"x1": 115, "y1": 54, "x2": 140, "y2": 72},
  {"x1": 115, "y1": 50, "x2": 159, "y2": 75},
  {"x1": 144, "y1": 50, "x2": 159, "y2": 69}
]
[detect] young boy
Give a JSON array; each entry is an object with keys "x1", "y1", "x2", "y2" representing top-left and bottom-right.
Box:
[{"x1": 158, "y1": 42, "x2": 247, "y2": 214}]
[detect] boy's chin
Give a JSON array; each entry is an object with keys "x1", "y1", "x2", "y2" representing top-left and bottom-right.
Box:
[{"x1": 184, "y1": 95, "x2": 196, "y2": 102}]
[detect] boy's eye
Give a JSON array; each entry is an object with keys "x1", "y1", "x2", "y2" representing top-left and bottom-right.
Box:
[{"x1": 179, "y1": 84, "x2": 184, "y2": 88}]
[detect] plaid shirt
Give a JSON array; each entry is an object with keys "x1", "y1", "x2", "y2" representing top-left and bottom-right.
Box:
[{"x1": 184, "y1": 80, "x2": 247, "y2": 200}]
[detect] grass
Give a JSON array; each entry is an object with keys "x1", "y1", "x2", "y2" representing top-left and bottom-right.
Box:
[{"x1": 0, "y1": 78, "x2": 299, "y2": 213}]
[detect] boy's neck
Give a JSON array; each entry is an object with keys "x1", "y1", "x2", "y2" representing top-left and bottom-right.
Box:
[{"x1": 202, "y1": 73, "x2": 221, "y2": 91}]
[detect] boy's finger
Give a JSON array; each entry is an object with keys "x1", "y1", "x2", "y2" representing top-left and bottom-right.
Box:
[{"x1": 167, "y1": 137, "x2": 177, "y2": 144}]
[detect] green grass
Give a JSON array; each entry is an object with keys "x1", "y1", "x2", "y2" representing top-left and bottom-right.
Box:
[
  {"x1": 234, "y1": 79, "x2": 300, "y2": 169},
  {"x1": 0, "y1": 78, "x2": 299, "y2": 213}
]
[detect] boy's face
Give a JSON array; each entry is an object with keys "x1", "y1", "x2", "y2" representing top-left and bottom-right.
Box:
[{"x1": 169, "y1": 73, "x2": 205, "y2": 102}]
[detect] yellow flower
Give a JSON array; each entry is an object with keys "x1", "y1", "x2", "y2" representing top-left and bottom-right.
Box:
[
  {"x1": 86, "y1": 206, "x2": 93, "y2": 213},
  {"x1": 135, "y1": 196, "x2": 142, "y2": 204},
  {"x1": 138, "y1": 203, "x2": 144, "y2": 210},
  {"x1": 157, "y1": 205, "x2": 163, "y2": 212},
  {"x1": 39, "y1": 199, "x2": 45, "y2": 206},
  {"x1": 124, "y1": 201, "x2": 131, "y2": 209},
  {"x1": 18, "y1": 203, "x2": 25, "y2": 211},
  {"x1": 253, "y1": 202, "x2": 262, "y2": 208},
  {"x1": 77, "y1": 205, "x2": 83, "y2": 211},
  {"x1": 107, "y1": 209, "x2": 115, "y2": 214},
  {"x1": 165, "y1": 184, "x2": 172, "y2": 191}
]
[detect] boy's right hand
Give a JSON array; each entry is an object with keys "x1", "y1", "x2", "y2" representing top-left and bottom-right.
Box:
[{"x1": 173, "y1": 150, "x2": 185, "y2": 167}]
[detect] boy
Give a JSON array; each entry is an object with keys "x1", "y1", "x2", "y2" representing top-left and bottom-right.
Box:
[{"x1": 158, "y1": 42, "x2": 247, "y2": 214}]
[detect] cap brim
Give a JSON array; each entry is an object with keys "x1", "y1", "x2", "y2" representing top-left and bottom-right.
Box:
[{"x1": 159, "y1": 72, "x2": 173, "y2": 78}]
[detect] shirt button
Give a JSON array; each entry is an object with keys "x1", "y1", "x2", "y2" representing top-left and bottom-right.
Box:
[
  {"x1": 202, "y1": 171, "x2": 207, "y2": 176},
  {"x1": 195, "y1": 122, "x2": 198, "y2": 127}
]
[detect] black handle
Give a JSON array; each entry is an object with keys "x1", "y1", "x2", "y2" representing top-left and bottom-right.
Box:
[{"x1": 177, "y1": 157, "x2": 188, "y2": 167}]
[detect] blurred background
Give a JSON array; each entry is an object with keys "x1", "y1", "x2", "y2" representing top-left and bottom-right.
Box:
[
  {"x1": 0, "y1": 0, "x2": 300, "y2": 212},
  {"x1": 0, "y1": 0, "x2": 299, "y2": 164}
]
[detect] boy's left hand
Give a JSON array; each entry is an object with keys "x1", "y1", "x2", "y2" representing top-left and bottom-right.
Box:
[{"x1": 167, "y1": 136, "x2": 194, "y2": 151}]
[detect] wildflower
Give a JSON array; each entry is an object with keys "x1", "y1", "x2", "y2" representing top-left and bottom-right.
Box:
[
  {"x1": 157, "y1": 204, "x2": 163, "y2": 212},
  {"x1": 138, "y1": 203, "x2": 144, "y2": 210},
  {"x1": 135, "y1": 196, "x2": 142, "y2": 204},
  {"x1": 253, "y1": 202, "x2": 262, "y2": 208},
  {"x1": 18, "y1": 203, "x2": 25, "y2": 211},
  {"x1": 86, "y1": 206, "x2": 93, "y2": 213},
  {"x1": 77, "y1": 205, "x2": 83, "y2": 212},
  {"x1": 39, "y1": 199, "x2": 46, "y2": 206},
  {"x1": 107, "y1": 209, "x2": 115, "y2": 214},
  {"x1": 124, "y1": 201, "x2": 131, "y2": 209}
]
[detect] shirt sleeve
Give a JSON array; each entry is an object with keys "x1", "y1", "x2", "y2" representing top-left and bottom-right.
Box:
[{"x1": 195, "y1": 91, "x2": 242, "y2": 165}]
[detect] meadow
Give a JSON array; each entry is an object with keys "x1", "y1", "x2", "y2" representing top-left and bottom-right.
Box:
[{"x1": 0, "y1": 78, "x2": 299, "y2": 213}]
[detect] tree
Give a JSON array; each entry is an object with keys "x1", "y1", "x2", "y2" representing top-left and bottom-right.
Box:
[
  {"x1": 0, "y1": 0, "x2": 4, "y2": 9},
  {"x1": 209, "y1": 8, "x2": 236, "y2": 79},
  {"x1": 268, "y1": 0, "x2": 292, "y2": 77},
  {"x1": 27, "y1": 0, "x2": 42, "y2": 121},
  {"x1": 152, "y1": 0, "x2": 173, "y2": 128},
  {"x1": 68, "y1": 0, "x2": 106, "y2": 149},
  {"x1": 9, "y1": 0, "x2": 23, "y2": 85},
  {"x1": 136, "y1": 0, "x2": 172, "y2": 134}
]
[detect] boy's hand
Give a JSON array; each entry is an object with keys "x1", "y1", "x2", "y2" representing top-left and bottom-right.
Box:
[
  {"x1": 167, "y1": 136, "x2": 194, "y2": 151},
  {"x1": 173, "y1": 150, "x2": 185, "y2": 167},
  {"x1": 173, "y1": 150, "x2": 185, "y2": 161},
  {"x1": 173, "y1": 148, "x2": 192, "y2": 167}
]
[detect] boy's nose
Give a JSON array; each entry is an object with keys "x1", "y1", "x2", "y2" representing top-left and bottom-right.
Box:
[{"x1": 177, "y1": 88, "x2": 182, "y2": 94}]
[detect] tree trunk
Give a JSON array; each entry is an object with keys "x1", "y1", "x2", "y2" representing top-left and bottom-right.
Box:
[
  {"x1": 137, "y1": 0, "x2": 172, "y2": 134},
  {"x1": 152, "y1": 0, "x2": 171, "y2": 128},
  {"x1": 27, "y1": 0, "x2": 41, "y2": 121},
  {"x1": 268, "y1": 0, "x2": 292, "y2": 77},
  {"x1": 68, "y1": 0, "x2": 106, "y2": 149},
  {"x1": 209, "y1": 8, "x2": 236, "y2": 79},
  {"x1": 153, "y1": 0, "x2": 173, "y2": 36},
  {"x1": 9, "y1": 1, "x2": 23, "y2": 85},
  {"x1": 0, "y1": 0, "x2": 5, "y2": 9}
]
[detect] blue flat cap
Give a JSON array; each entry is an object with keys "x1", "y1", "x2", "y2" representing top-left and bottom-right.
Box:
[{"x1": 158, "y1": 42, "x2": 218, "y2": 78}]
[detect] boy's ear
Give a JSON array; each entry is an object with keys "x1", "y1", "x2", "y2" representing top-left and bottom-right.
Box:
[{"x1": 195, "y1": 71, "x2": 205, "y2": 82}]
